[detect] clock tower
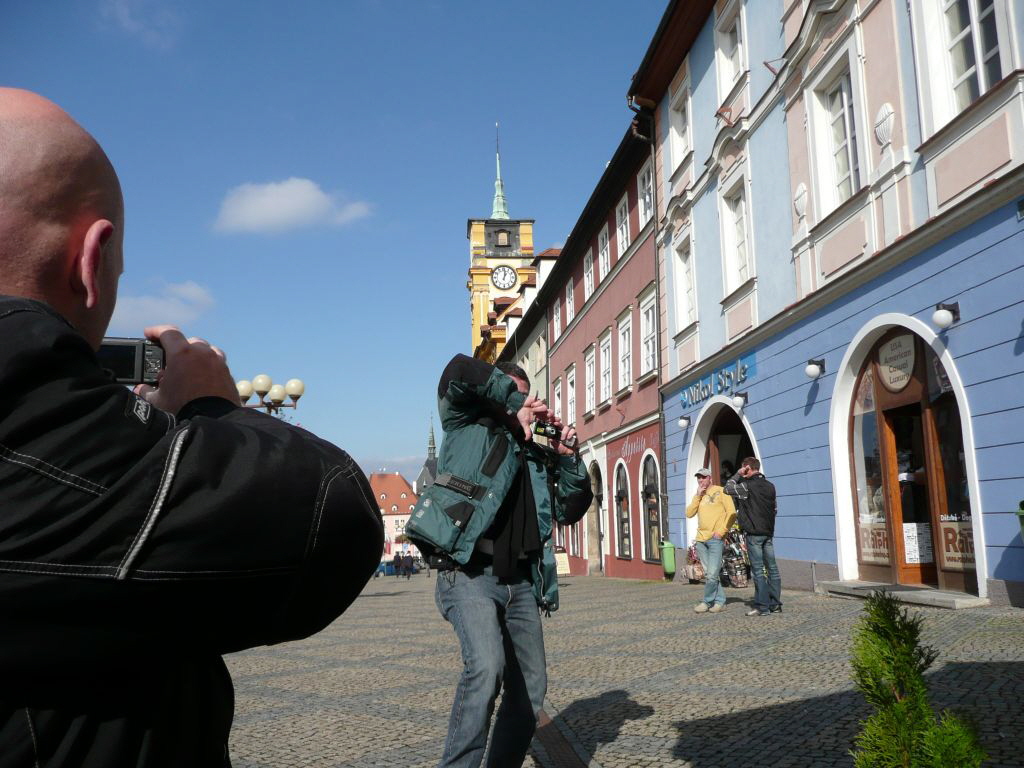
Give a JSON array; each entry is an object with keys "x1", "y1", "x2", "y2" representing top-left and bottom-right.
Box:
[{"x1": 468, "y1": 133, "x2": 536, "y2": 362}]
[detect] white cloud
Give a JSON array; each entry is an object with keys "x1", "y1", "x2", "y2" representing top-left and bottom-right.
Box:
[
  {"x1": 214, "y1": 178, "x2": 372, "y2": 234},
  {"x1": 108, "y1": 280, "x2": 214, "y2": 335},
  {"x1": 100, "y1": 0, "x2": 182, "y2": 50}
]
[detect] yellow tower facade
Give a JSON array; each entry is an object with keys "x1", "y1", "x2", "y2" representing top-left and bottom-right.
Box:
[{"x1": 468, "y1": 142, "x2": 536, "y2": 362}]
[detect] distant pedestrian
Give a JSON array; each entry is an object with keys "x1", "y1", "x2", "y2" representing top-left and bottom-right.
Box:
[
  {"x1": 393, "y1": 552, "x2": 402, "y2": 578},
  {"x1": 724, "y1": 457, "x2": 782, "y2": 616},
  {"x1": 685, "y1": 468, "x2": 736, "y2": 613},
  {"x1": 403, "y1": 553, "x2": 414, "y2": 579}
]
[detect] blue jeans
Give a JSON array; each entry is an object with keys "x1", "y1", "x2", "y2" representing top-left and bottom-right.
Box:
[
  {"x1": 746, "y1": 534, "x2": 782, "y2": 612},
  {"x1": 435, "y1": 565, "x2": 547, "y2": 768},
  {"x1": 695, "y1": 538, "x2": 725, "y2": 606}
]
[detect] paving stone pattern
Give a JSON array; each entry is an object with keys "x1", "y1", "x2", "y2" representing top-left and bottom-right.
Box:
[{"x1": 226, "y1": 574, "x2": 1024, "y2": 768}]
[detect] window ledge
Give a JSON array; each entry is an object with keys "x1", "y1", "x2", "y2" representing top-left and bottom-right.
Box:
[
  {"x1": 597, "y1": 399, "x2": 612, "y2": 412},
  {"x1": 673, "y1": 320, "x2": 699, "y2": 343},
  {"x1": 583, "y1": 409, "x2": 595, "y2": 422},
  {"x1": 615, "y1": 384, "x2": 633, "y2": 399},
  {"x1": 720, "y1": 276, "x2": 757, "y2": 308},
  {"x1": 636, "y1": 369, "x2": 658, "y2": 386}
]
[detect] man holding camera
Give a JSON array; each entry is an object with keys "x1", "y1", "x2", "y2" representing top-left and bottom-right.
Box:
[
  {"x1": 406, "y1": 355, "x2": 592, "y2": 768},
  {"x1": 0, "y1": 88, "x2": 384, "y2": 766},
  {"x1": 724, "y1": 457, "x2": 782, "y2": 616}
]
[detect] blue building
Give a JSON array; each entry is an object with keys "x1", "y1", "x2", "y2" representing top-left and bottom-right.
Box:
[{"x1": 632, "y1": 0, "x2": 1024, "y2": 603}]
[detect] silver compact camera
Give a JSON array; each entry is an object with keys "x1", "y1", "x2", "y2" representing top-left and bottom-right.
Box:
[{"x1": 98, "y1": 337, "x2": 164, "y2": 385}]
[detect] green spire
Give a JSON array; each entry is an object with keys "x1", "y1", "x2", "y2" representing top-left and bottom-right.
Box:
[{"x1": 491, "y1": 122, "x2": 509, "y2": 220}]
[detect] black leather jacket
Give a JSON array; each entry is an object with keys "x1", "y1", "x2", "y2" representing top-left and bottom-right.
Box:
[
  {"x1": 723, "y1": 471, "x2": 777, "y2": 537},
  {"x1": 0, "y1": 296, "x2": 383, "y2": 767}
]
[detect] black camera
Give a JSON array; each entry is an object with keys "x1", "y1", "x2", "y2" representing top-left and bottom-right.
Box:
[
  {"x1": 97, "y1": 338, "x2": 164, "y2": 385},
  {"x1": 532, "y1": 420, "x2": 578, "y2": 449}
]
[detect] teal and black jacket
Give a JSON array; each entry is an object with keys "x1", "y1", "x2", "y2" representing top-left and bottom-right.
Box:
[{"x1": 406, "y1": 355, "x2": 592, "y2": 613}]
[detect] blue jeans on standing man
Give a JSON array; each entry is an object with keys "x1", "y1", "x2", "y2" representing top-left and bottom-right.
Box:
[
  {"x1": 695, "y1": 538, "x2": 726, "y2": 607},
  {"x1": 435, "y1": 564, "x2": 547, "y2": 768},
  {"x1": 745, "y1": 534, "x2": 782, "y2": 612}
]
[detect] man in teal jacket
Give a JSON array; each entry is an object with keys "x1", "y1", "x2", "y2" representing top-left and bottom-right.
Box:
[{"x1": 407, "y1": 355, "x2": 592, "y2": 768}]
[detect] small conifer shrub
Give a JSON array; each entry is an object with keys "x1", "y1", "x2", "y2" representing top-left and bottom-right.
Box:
[{"x1": 849, "y1": 591, "x2": 985, "y2": 767}]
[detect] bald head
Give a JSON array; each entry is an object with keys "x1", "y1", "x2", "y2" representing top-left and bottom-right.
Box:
[{"x1": 0, "y1": 88, "x2": 124, "y2": 346}]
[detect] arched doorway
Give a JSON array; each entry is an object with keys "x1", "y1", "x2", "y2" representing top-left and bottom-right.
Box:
[
  {"x1": 849, "y1": 330, "x2": 978, "y2": 593},
  {"x1": 587, "y1": 462, "x2": 604, "y2": 574},
  {"x1": 704, "y1": 407, "x2": 755, "y2": 484}
]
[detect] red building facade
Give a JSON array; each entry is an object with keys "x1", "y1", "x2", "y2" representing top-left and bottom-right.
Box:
[{"x1": 503, "y1": 129, "x2": 666, "y2": 581}]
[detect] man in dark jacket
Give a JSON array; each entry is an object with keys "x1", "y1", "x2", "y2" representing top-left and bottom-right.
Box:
[
  {"x1": 406, "y1": 356, "x2": 592, "y2": 768},
  {"x1": 724, "y1": 457, "x2": 782, "y2": 616},
  {"x1": 0, "y1": 88, "x2": 384, "y2": 767}
]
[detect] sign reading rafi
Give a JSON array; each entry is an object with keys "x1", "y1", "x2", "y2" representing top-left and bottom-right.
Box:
[{"x1": 677, "y1": 354, "x2": 757, "y2": 409}]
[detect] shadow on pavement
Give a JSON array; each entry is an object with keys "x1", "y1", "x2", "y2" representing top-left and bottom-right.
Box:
[
  {"x1": 671, "y1": 662, "x2": 1023, "y2": 768},
  {"x1": 555, "y1": 689, "x2": 654, "y2": 758}
]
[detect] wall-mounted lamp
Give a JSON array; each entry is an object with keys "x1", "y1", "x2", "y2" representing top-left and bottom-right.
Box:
[
  {"x1": 932, "y1": 302, "x2": 960, "y2": 329},
  {"x1": 678, "y1": 415, "x2": 691, "y2": 429},
  {"x1": 805, "y1": 359, "x2": 826, "y2": 379},
  {"x1": 732, "y1": 392, "x2": 748, "y2": 409}
]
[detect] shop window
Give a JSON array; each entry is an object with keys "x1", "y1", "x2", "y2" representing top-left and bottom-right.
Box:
[
  {"x1": 642, "y1": 455, "x2": 662, "y2": 561},
  {"x1": 615, "y1": 463, "x2": 631, "y2": 558},
  {"x1": 852, "y1": 364, "x2": 890, "y2": 567}
]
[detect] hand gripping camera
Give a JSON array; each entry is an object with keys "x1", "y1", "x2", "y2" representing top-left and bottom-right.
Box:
[{"x1": 532, "y1": 420, "x2": 578, "y2": 449}]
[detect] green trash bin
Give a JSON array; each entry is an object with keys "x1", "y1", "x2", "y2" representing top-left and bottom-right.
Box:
[{"x1": 660, "y1": 539, "x2": 676, "y2": 579}]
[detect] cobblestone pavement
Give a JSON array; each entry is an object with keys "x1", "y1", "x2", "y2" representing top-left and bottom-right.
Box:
[{"x1": 226, "y1": 574, "x2": 1024, "y2": 768}]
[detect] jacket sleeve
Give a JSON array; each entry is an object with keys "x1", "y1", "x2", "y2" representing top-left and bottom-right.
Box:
[
  {"x1": 437, "y1": 354, "x2": 527, "y2": 428},
  {"x1": 553, "y1": 454, "x2": 593, "y2": 526}
]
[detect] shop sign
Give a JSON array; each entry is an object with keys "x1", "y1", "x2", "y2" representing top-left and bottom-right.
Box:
[
  {"x1": 938, "y1": 513, "x2": 975, "y2": 571},
  {"x1": 858, "y1": 522, "x2": 890, "y2": 564},
  {"x1": 613, "y1": 432, "x2": 652, "y2": 463},
  {"x1": 677, "y1": 354, "x2": 756, "y2": 409},
  {"x1": 878, "y1": 334, "x2": 915, "y2": 392}
]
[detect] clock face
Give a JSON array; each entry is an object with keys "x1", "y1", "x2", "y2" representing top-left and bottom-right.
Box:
[{"x1": 491, "y1": 265, "x2": 517, "y2": 290}]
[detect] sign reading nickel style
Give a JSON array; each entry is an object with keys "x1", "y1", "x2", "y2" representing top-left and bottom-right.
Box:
[{"x1": 678, "y1": 354, "x2": 757, "y2": 409}]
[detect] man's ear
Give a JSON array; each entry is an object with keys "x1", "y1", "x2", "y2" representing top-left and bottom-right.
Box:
[{"x1": 76, "y1": 219, "x2": 115, "y2": 309}]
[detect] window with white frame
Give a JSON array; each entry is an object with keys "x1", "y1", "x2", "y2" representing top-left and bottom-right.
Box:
[
  {"x1": 639, "y1": 291, "x2": 657, "y2": 376},
  {"x1": 566, "y1": 365, "x2": 576, "y2": 425},
  {"x1": 674, "y1": 238, "x2": 696, "y2": 328},
  {"x1": 599, "y1": 331, "x2": 612, "y2": 403},
  {"x1": 598, "y1": 226, "x2": 610, "y2": 280},
  {"x1": 565, "y1": 281, "x2": 575, "y2": 324},
  {"x1": 912, "y1": 0, "x2": 1012, "y2": 135},
  {"x1": 669, "y1": 85, "x2": 691, "y2": 169},
  {"x1": 584, "y1": 346, "x2": 595, "y2": 413},
  {"x1": 944, "y1": 0, "x2": 1005, "y2": 111},
  {"x1": 823, "y1": 70, "x2": 861, "y2": 204},
  {"x1": 722, "y1": 184, "x2": 751, "y2": 296},
  {"x1": 617, "y1": 313, "x2": 632, "y2": 390},
  {"x1": 637, "y1": 161, "x2": 654, "y2": 229},
  {"x1": 553, "y1": 378, "x2": 562, "y2": 423},
  {"x1": 615, "y1": 194, "x2": 631, "y2": 257},
  {"x1": 552, "y1": 297, "x2": 561, "y2": 339},
  {"x1": 717, "y1": 6, "x2": 745, "y2": 90},
  {"x1": 583, "y1": 250, "x2": 594, "y2": 300}
]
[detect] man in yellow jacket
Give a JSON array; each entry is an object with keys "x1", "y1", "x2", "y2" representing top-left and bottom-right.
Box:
[{"x1": 685, "y1": 468, "x2": 737, "y2": 613}]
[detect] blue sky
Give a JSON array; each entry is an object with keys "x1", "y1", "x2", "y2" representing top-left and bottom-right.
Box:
[{"x1": 3, "y1": 0, "x2": 666, "y2": 480}]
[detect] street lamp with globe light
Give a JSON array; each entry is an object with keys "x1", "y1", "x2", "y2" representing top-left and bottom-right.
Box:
[{"x1": 236, "y1": 374, "x2": 305, "y2": 416}]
